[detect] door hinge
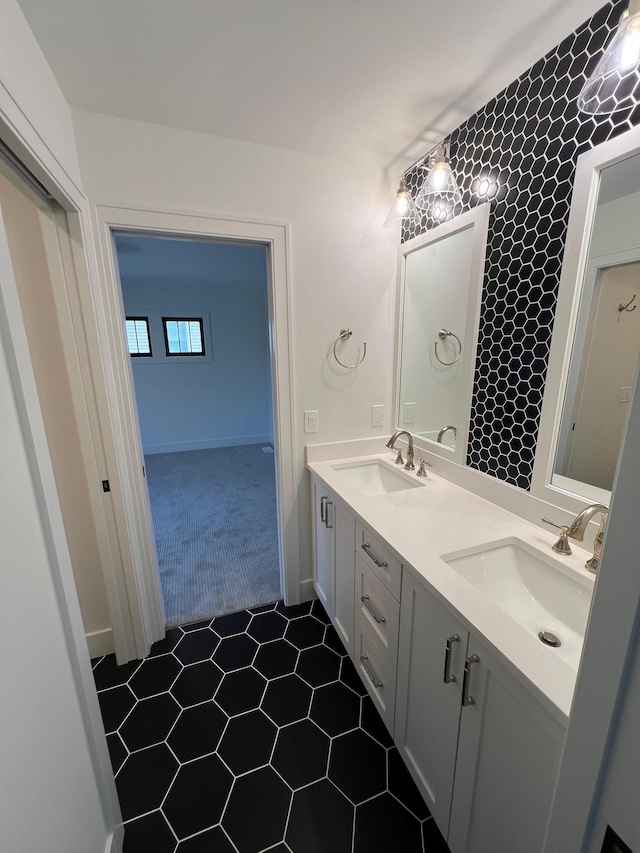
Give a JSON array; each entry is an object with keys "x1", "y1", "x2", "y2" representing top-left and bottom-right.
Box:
[{"x1": 101, "y1": 479, "x2": 111, "y2": 493}]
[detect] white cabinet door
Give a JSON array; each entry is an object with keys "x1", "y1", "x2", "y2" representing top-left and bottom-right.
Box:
[
  {"x1": 448, "y1": 634, "x2": 566, "y2": 853},
  {"x1": 395, "y1": 571, "x2": 468, "y2": 836},
  {"x1": 311, "y1": 474, "x2": 333, "y2": 616},
  {"x1": 332, "y1": 496, "x2": 355, "y2": 656}
]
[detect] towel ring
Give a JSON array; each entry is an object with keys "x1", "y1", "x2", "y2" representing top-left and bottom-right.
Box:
[
  {"x1": 434, "y1": 329, "x2": 462, "y2": 366},
  {"x1": 333, "y1": 328, "x2": 367, "y2": 369}
]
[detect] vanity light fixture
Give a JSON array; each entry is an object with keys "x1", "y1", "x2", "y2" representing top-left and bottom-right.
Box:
[
  {"x1": 383, "y1": 175, "x2": 415, "y2": 227},
  {"x1": 578, "y1": 0, "x2": 640, "y2": 114},
  {"x1": 415, "y1": 143, "x2": 461, "y2": 210}
]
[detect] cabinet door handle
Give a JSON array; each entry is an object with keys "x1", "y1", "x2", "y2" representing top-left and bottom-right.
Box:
[
  {"x1": 320, "y1": 495, "x2": 328, "y2": 523},
  {"x1": 362, "y1": 542, "x2": 388, "y2": 568},
  {"x1": 361, "y1": 595, "x2": 386, "y2": 624},
  {"x1": 325, "y1": 500, "x2": 333, "y2": 529},
  {"x1": 443, "y1": 634, "x2": 460, "y2": 684},
  {"x1": 462, "y1": 654, "x2": 480, "y2": 707},
  {"x1": 360, "y1": 654, "x2": 383, "y2": 689}
]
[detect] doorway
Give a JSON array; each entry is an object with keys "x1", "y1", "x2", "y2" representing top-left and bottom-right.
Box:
[{"x1": 112, "y1": 231, "x2": 282, "y2": 626}]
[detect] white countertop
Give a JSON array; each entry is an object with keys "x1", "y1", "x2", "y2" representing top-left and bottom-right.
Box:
[{"x1": 307, "y1": 450, "x2": 596, "y2": 720}]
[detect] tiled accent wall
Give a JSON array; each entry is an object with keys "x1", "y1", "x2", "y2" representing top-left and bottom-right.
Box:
[{"x1": 403, "y1": 0, "x2": 639, "y2": 490}]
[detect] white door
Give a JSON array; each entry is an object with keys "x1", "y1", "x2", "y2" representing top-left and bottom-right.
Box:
[
  {"x1": 395, "y1": 571, "x2": 468, "y2": 835},
  {"x1": 449, "y1": 634, "x2": 566, "y2": 853}
]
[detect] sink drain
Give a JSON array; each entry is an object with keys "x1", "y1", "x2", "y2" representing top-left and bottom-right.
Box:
[{"x1": 538, "y1": 630, "x2": 561, "y2": 648}]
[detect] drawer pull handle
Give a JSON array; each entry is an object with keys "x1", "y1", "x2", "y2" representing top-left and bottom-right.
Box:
[
  {"x1": 360, "y1": 654, "x2": 383, "y2": 689},
  {"x1": 320, "y1": 495, "x2": 328, "y2": 523},
  {"x1": 443, "y1": 634, "x2": 460, "y2": 684},
  {"x1": 362, "y1": 542, "x2": 388, "y2": 569},
  {"x1": 462, "y1": 654, "x2": 480, "y2": 707},
  {"x1": 325, "y1": 500, "x2": 333, "y2": 529},
  {"x1": 361, "y1": 595, "x2": 386, "y2": 624}
]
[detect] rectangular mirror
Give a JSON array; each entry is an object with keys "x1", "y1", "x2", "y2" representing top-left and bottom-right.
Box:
[
  {"x1": 395, "y1": 205, "x2": 490, "y2": 464},
  {"x1": 534, "y1": 126, "x2": 640, "y2": 508}
]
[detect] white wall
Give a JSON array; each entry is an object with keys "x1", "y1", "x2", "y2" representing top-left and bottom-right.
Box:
[
  {"x1": 121, "y1": 262, "x2": 272, "y2": 453},
  {"x1": 73, "y1": 109, "x2": 397, "y2": 587},
  {"x1": 0, "y1": 0, "x2": 81, "y2": 187}
]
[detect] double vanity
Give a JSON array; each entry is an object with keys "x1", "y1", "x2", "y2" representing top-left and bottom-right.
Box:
[{"x1": 308, "y1": 445, "x2": 595, "y2": 852}]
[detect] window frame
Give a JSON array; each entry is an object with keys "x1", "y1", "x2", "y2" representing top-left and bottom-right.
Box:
[
  {"x1": 125, "y1": 316, "x2": 153, "y2": 357},
  {"x1": 162, "y1": 316, "x2": 206, "y2": 357}
]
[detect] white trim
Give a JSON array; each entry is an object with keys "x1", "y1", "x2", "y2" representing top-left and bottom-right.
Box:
[
  {"x1": 299, "y1": 577, "x2": 317, "y2": 603},
  {"x1": 532, "y1": 124, "x2": 640, "y2": 516},
  {"x1": 91, "y1": 204, "x2": 301, "y2": 640},
  {"x1": 144, "y1": 434, "x2": 273, "y2": 455},
  {"x1": 86, "y1": 628, "x2": 115, "y2": 658},
  {"x1": 393, "y1": 204, "x2": 490, "y2": 465}
]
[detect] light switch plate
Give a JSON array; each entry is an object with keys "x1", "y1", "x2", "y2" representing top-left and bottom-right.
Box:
[
  {"x1": 404, "y1": 402, "x2": 416, "y2": 424},
  {"x1": 619, "y1": 387, "x2": 631, "y2": 403},
  {"x1": 371, "y1": 405, "x2": 384, "y2": 427},
  {"x1": 304, "y1": 410, "x2": 318, "y2": 433}
]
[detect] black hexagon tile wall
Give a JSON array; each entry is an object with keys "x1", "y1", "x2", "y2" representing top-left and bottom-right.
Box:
[{"x1": 403, "y1": 0, "x2": 640, "y2": 490}]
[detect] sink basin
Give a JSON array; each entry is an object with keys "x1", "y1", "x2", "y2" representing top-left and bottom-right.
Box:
[
  {"x1": 331, "y1": 460, "x2": 425, "y2": 497},
  {"x1": 442, "y1": 538, "x2": 593, "y2": 667}
]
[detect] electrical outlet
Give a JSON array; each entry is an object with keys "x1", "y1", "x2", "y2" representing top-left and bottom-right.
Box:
[
  {"x1": 619, "y1": 387, "x2": 631, "y2": 403},
  {"x1": 304, "y1": 410, "x2": 318, "y2": 434},
  {"x1": 403, "y1": 402, "x2": 416, "y2": 424},
  {"x1": 371, "y1": 405, "x2": 384, "y2": 427}
]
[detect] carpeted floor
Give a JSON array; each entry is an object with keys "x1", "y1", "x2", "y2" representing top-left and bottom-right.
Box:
[{"x1": 145, "y1": 445, "x2": 281, "y2": 627}]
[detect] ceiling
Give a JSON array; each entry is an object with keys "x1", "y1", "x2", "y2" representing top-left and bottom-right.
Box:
[
  {"x1": 114, "y1": 233, "x2": 268, "y2": 287},
  {"x1": 18, "y1": 0, "x2": 606, "y2": 170}
]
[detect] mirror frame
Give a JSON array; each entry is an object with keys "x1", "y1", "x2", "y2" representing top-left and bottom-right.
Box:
[
  {"x1": 393, "y1": 204, "x2": 490, "y2": 465},
  {"x1": 532, "y1": 123, "x2": 640, "y2": 512}
]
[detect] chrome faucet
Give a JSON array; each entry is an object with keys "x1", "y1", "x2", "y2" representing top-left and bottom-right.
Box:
[
  {"x1": 437, "y1": 425, "x2": 457, "y2": 444},
  {"x1": 542, "y1": 502, "x2": 609, "y2": 574},
  {"x1": 386, "y1": 430, "x2": 415, "y2": 471}
]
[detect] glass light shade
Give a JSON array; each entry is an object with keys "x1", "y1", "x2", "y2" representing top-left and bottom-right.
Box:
[
  {"x1": 415, "y1": 146, "x2": 460, "y2": 210},
  {"x1": 578, "y1": 2, "x2": 640, "y2": 114},
  {"x1": 383, "y1": 176, "x2": 415, "y2": 227}
]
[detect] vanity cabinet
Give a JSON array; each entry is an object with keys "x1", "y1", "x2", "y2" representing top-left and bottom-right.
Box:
[
  {"x1": 396, "y1": 571, "x2": 566, "y2": 853},
  {"x1": 311, "y1": 473, "x2": 356, "y2": 656}
]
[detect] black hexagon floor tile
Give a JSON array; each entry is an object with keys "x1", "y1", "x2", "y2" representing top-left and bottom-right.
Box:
[
  {"x1": 310, "y1": 681, "x2": 361, "y2": 737},
  {"x1": 215, "y1": 667, "x2": 266, "y2": 716},
  {"x1": 119, "y1": 693, "x2": 181, "y2": 752},
  {"x1": 173, "y1": 629, "x2": 219, "y2": 665},
  {"x1": 261, "y1": 673, "x2": 312, "y2": 726},
  {"x1": 354, "y1": 793, "x2": 423, "y2": 852},
  {"x1": 122, "y1": 810, "x2": 175, "y2": 853},
  {"x1": 271, "y1": 719, "x2": 329, "y2": 789},
  {"x1": 167, "y1": 701, "x2": 227, "y2": 763},
  {"x1": 222, "y1": 766, "x2": 291, "y2": 853},
  {"x1": 170, "y1": 660, "x2": 223, "y2": 708},
  {"x1": 286, "y1": 779, "x2": 354, "y2": 853},
  {"x1": 329, "y1": 729, "x2": 386, "y2": 804},
  {"x1": 115, "y1": 744, "x2": 178, "y2": 822},
  {"x1": 247, "y1": 610, "x2": 287, "y2": 642},
  {"x1": 253, "y1": 639, "x2": 298, "y2": 679},
  {"x1": 213, "y1": 633, "x2": 258, "y2": 672},
  {"x1": 218, "y1": 709, "x2": 277, "y2": 776},
  {"x1": 95, "y1": 601, "x2": 445, "y2": 853},
  {"x1": 129, "y1": 654, "x2": 182, "y2": 699},
  {"x1": 163, "y1": 754, "x2": 233, "y2": 840}
]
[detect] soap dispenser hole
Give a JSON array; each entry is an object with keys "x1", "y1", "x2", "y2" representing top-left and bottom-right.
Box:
[{"x1": 538, "y1": 630, "x2": 561, "y2": 648}]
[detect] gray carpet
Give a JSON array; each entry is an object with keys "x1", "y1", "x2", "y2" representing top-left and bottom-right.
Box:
[{"x1": 144, "y1": 445, "x2": 281, "y2": 627}]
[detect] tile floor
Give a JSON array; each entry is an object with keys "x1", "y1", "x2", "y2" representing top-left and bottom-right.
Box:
[{"x1": 92, "y1": 600, "x2": 451, "y2": 853}]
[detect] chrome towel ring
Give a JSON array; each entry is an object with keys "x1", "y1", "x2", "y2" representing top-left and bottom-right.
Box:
[
  {"x1": 333, "y1": 328, "x2": 367, "y2": 369},
  {"x1": 434, "y1": 329, "x2": 462, "y2": 366}
]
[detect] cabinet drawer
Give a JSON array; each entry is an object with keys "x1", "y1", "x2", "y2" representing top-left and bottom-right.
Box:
[
  {"x1": 356, "y1": 521, "x2": 402, "y2": 600},
  {"x1": 355, "y1": 615, "x2": 396, "y2": 734},
  {"x1": 355, "y1": 553, "x2": 400, "y2": 670}
]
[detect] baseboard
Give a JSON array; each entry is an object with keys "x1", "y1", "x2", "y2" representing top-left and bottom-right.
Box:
[
  {"x1": 143, "y1": 435, "x2": 273, "y2": 455},
  {"x1": 299, "y1": 578, "x2": 317, "y2": 603},
  {"x1": 87, "y1": 627, "x2": 115, "y2": 658},
  {"x1": 105, "y1": 830, "x2": 120, "y2": 853}
]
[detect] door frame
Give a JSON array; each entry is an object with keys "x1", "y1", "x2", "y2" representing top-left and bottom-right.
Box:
[{"x1": 91, "y1": 204, "x2": 300, "y2": 650}]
